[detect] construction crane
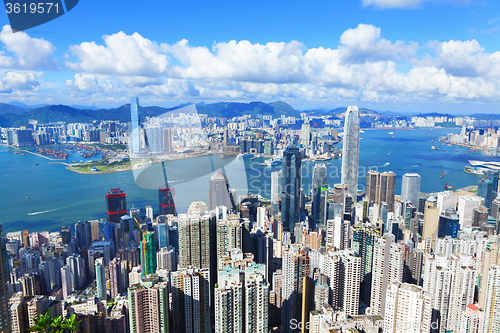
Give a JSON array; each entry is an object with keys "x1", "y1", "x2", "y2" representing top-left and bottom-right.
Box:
[{"x1": 482, "y1": 172, "x2": 490, "y2": 182}]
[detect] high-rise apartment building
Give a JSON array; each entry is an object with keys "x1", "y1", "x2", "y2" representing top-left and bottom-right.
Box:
[
  {"x1": 482, "y1": 265, "x2": 500, "y2": 333},
  {"x1": 171, "y1": 268, "x2": 211, "y2": 333},
  {"x1": 281, "y1": 244, "x2": 310, "y2": 333},
  {"x1": 281, "y1": 146, "x2": 302, "y2": 233},
  {"x1": 365, "y1": 170, "x2": 396, "y2": 212},
  {"x1": 320, "y1": 249, "x2": 361, "y2": 316},
  {"x1": 140, "y1": 231, "x2": 156, "y2": 278},
  {"x1": 109, "y1": 257, "x2": 123, "y2": 299},
  {"x1": 352, "y1": 225, "x2": 377, "y2": 306},
  {"x1": 383, "y1": 282, "x2": 432, "y2": 333},
  {"x1": 341, "y1": 105, "x2": 360, "y2": 200},
  {"x1": 128, "y1": 276, "x2": 169, "y2": 333},
  {"x1": 370, "y1": 234, "x2": 404, "y2": 317},
  {"x1": 0, "y1": 224, "x2": 10, "y2": 333},
  {"x1": 106, "y1": 188, "x2": 127, "y2": 223},
  {"x1": 311, "y1": 163, "x2": 328, "y2": 230},
  {"x1": 216, "y1": 215, "x2": 242, "y2": 262},
  {"x1": 401, "y1": 173, "x2": 421, "y2": 208}
]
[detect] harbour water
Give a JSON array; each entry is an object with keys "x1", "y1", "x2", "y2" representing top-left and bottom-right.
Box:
[{"x1": 1, "y1": 128, "x2": 497, "y2": 233}]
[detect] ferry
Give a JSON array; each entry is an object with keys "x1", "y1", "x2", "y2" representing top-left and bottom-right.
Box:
[
  {"x1": 237, "y1": 153, "x2": 253, "y2": 159},
  {"x1": 265, "y1": 158, "x2": 282, "y2": 166}
]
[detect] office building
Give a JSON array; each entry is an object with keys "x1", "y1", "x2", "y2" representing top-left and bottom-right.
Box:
[
  {"x1": 458, "y1": 196, "x2": 483, "y2": 229},
  {"x1": 95, "y1": 257, "x2": 106, "y2": 300},
  {"x1": 341, "y1": 105, "x2": 360, "y2": 200},
  {"x1": 159, "y1": 184, "x2": 176, "y2": 215},
  {"x1": 74, "y1": 220, "x2": 92, "y2": 251},
  {"x1": 281, "y1": 146, "x2": 302, "y2": 232},
  {"x1": 270, "y1": 170, "x2": 281, "y2": 216},
  {"x1": 311, "y1": 163, "x2": 328, "y2": 229},
  {"x1": 128, "y1": 276, "x2": 169, "y2": 333},
  {"x1": 437, "y1": 191, "x2": 458, "y2": 214},
  {"x1": 302, "y1": 123, "x2": 311, "y2": 147},
  {"x1": 422, "y1": 196, "x2": 439, "y2": 242},
  {"x1": 438, "y1": 207, "x2": 460, "y2": 238},
  {"x1": 140, "y1": 231, "x2": 156, "y2": 278},
  {"x1": 106, "y1": 188, "x2": 127, "y2": 223},
  {"x1": 129, "y1": 97, "x2": 141, "y2": 156},
  {"x1": 209, "y1": 171, "x2": 233, "y2": 211},
  {"x1": 401, "y1": 173, "x2": 421, "y2": 208}
]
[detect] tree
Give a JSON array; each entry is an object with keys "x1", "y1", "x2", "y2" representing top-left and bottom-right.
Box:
[{"x1": 27, "y1": 309, "x2": 81, "y2": 333}]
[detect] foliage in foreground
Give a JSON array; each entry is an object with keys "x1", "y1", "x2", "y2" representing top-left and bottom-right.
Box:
[{"x1": 26, "y1": 309, "x2": 81, "y2": 333}]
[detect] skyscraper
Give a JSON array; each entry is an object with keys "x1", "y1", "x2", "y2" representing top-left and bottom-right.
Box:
[
  {"x1": 209, "y1": 171, "x2": 233, "y2": 211},
  {"x1": 109, "y1": 257, "x2": 123, "y2": 299},
  {"x1": 140, "y1": 231, "x2": 156, "y2": 278},
  {"x1": 370, "y1": 234, "x2": 404, "y2": 317},
  {"x1": 383, "y1": 283, "x2": 432, "y2": 333},
  {"x1": 281, "y1": 146, "x2": 302, "y2": 233},
  {"x1": 311, "y1": 163, "x2": 328, "y2": 230},
  {"x1": 95, "y1": 257, "x2": 106, "y2": 300},
  {"x1": 270, "y1": 170, "x2": 281, "y2": 216},
  {"x1": 401, "y1": 173, "x2": 421, "y2": 208},
  {"x1": 159, "y1": 184, "x2": 176, "y2": 215},
  {"x1": 365, "y1": 170, "x2": 396, "y2": 212},
  {"x1": 0, "y1": 224, "x2": 10, "y2": 333},
  {"x1": 106, "y1": 188, "x2": 127, "y2": 223},
  {"x1": 129, "y1": 97, "x2": 141, "y2": 156},
  {"x1": 171, "y1": 268, "x2": 211, "y2": 333},
  {"x1": 301, "y1": 123, "x2": 311, "y2": 147},
  {"x1": 128, "y1": 276, "x2": 169, "y2": 333},
  {"x1": 341, "y1": 105, "x2": 360, "y2": 200},
  {"x1": 482, "y1": 265, "x2": 500, "y2": 333},
  {"x1": 281, "y1": 245, "x2": 310, "y2": 333}
]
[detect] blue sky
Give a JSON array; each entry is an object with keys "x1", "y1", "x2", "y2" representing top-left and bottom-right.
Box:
[{"x1": 0, "y1": 0, "x2": 499, "y2": 114}]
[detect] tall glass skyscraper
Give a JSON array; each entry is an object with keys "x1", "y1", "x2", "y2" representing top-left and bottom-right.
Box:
[
  {"x1": 281, "y1": 146, "x2": 302, "y2": 232},
  {"x1": 311, "y1": 163, "x2": 328, "y2": 230},
  {"x1": 130, "y1": 97, "x2": 140, "y2": 155},
  {"x1": 341, "y1": 105, "x2": 360, "y2": 200},
  {"x1": 401, "y1": 173, "x2": 421, "y2": 207}
]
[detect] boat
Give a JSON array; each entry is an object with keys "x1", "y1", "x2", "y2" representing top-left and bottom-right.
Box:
[
  {"x1": 387, "y1": 153, "x2": 390, "y2": 156},
  {"x1": 20, "y1": 153, "x2": 25, "y2": 155},
  {"x1": 440, "y1": 171, "x2": 445, "y2": 178},
  {"x1": 26, "y1": 196, "x2": 29, "y2": 199},
  {"x1": 431, "y1": 140, "x2": 434, "y2": 143},
  {"x1": 456, "y1": 149, "x2": 459, "y2": 152},
  {"x1": 444, "y1": 183, "x2": 454, "y2": 190},
  {"x1": 388, "y1": 132, "x2": 394, "y2": 135},
  {"x1": 237, "y1": 153, "x2": 253, "y2": 159},
  {"x1": 35, "y1": 164, "x2": 39, "y2": 166},
  {"x1": 431, "y1": 146, "x2": 439, "y2": 150},
  {"x1": 265, "y1": 158, "x2": 282, "y2": 166}
]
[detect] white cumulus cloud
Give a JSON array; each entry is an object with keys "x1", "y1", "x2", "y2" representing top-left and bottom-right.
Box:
[
  {"x1": 0, "y1": 25, "x2": 56, "y2": 69},
  {"x1": 66, "y1": 31, "x2": 169, "y2": 77},
  {"x1": 0, "y1": 71, "x2": 40, "y2": 93}
]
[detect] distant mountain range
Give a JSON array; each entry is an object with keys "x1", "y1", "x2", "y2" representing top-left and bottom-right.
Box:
[{"x1": 0, "y1": 100, "x2": 495, "y2": 127}]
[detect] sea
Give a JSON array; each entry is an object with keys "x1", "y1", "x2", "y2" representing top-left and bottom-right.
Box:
[{"x1": 1, "y1": 128, "x2": 497, "y2": 234}]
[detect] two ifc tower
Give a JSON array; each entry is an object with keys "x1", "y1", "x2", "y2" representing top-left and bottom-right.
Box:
[{"x1": 106, "y1": 98, "x2": 176, "y2": 223}]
